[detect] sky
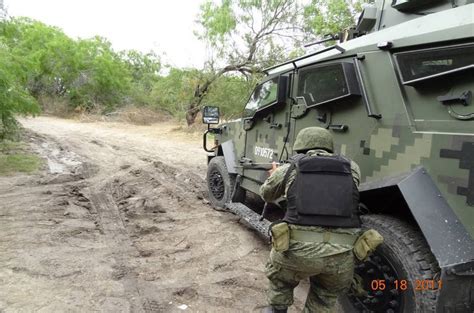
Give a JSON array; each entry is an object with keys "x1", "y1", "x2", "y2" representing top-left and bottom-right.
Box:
[{"x1": 4, "y1": 0, "x2": 208, "y2": 69}]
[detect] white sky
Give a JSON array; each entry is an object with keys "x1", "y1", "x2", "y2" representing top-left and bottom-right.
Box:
[{"x1": 4, "y1": 0, "x2": 208, "y2": 69}]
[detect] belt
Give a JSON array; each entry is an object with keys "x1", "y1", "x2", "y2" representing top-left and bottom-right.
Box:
[{"x1": 290, "y1": 229, "x2": 357, "y2": 245}]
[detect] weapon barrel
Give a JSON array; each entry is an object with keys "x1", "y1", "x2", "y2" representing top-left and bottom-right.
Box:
[{"x1": 241, "y1": 162, "x2": 280, "y2": 170}]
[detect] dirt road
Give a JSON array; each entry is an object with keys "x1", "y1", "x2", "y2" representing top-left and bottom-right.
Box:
[{"x1": 0, "y1": 117, "x2": 309, "y2": 312}]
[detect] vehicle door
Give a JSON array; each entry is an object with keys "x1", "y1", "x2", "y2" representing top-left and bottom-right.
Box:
[
  {"x1": 291, "y1": 60, "x2": 372, "y2": 160},
  {"x1": 241, "y1": 74, "x2": 291, "y2": 188}
]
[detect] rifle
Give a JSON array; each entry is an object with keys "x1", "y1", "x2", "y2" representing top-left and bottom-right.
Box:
[
  {"x1": 241, "y1": 162, "x2": 280, "y2": 171},
  {"x1": 259, "y1": 202, "x2": 269, "y2": 221}
]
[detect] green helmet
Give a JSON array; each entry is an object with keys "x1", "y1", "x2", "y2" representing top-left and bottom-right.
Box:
[{"x1": 293, "y1": 127, "x2": 334, "y2": 153}]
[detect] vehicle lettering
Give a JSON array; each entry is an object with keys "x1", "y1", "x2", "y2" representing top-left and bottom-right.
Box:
[{"x1": 254, "y1": 146, "x2": 274, "y2": 159}]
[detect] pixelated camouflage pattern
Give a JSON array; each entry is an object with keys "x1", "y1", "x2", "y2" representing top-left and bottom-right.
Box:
[
  {"x1": 217, "y1": 60, "x2": 474, "y2": 240},
  {"x1": 293, "y1": 127, "x2": 334, "y2": 152},
  {"x1": 214, "y1": 5, "x2": 474, "y2": 238},
  {"x1": 259, "y1": 149, "x2": 361, "y2": 204},
  {"x1": 266, "y1": 242, "x2": 355, "y2": 312}
]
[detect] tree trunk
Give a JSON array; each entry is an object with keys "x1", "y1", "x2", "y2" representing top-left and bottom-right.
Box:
[
  {"x1": 185, "y1": 105, "x2": 200, "y2": 126},
  {"x1": 185, "y1": 76, "x2": 216, "y2": 126},
  {"x1": 184, "y1": 64, "x2": 255, "y2": 126}
]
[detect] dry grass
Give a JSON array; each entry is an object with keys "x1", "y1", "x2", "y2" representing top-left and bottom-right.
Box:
[
  {"x1": 39, "y1": 96, "x2": 73, "y2": 118},
  {"x1": 40, "y1": 97, "x2": 173, "y2": 126},
  {"x1": 171, "y1": 123, "x2": 208, "y2": 134},
  {"x1": 39, "y1": 98, "x2": 218, "y2": 134},
  {"x1": 64, "y1": 106, "x2": 171, "y2": 125},
  {"x1": 107, "y1": 106, "x2": 172, "y2": 125}
]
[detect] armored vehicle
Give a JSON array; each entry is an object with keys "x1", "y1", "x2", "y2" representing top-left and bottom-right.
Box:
[{"x1": 202, "y1": 1, "x2": 474, "y2": 312}]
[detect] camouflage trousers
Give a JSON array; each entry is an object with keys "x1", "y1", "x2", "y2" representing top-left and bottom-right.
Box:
[{"x1": 265, "y1": 245, "x2": 354, "y2": 313}]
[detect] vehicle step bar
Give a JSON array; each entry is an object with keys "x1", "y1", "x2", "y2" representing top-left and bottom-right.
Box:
[{"x1": 225, "y1": 202, "x2": 271, "y2": 242}]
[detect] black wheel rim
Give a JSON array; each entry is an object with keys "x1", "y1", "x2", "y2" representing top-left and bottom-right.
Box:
[
  {"x1": 209, "y1": 169, "x2": 225, "y2": 201},
  {"x1": 348, "y1": 252, "x2": 404, "y2": 313}
]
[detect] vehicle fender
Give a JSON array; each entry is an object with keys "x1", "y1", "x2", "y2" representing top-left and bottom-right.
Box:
[
  {"x1": 221, "y1": 140, "x2": 237, "y2": 174},
  {"x1": 360, "y1": 166, "x2": 474, "y2": 269}
]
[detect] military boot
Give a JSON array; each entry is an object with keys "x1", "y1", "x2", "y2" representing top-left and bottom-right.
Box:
[{"x1": 261, "y1": 306, "x2": 288, "y2": 313}]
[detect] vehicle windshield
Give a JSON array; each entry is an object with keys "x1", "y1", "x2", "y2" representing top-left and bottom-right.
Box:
[{"x1": 243, "y1": 77, "x2": 278, "y2": 117}]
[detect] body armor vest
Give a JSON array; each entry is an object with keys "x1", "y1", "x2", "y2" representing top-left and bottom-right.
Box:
[{"x1": 283, "y1": 154, "x2": 361, "y2": 228}]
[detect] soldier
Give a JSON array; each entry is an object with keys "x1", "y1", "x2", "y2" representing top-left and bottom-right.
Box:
[{"x1": 260, "y1": 127, "x2": 362, "y2": 313}]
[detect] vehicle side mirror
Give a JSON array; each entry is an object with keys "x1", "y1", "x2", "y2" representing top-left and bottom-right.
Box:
[
  {"x1": 202, "y1": 106, "x2": 220, "y2": 124},
  {"x1": 277, "y1": 75, "x2": 289, "y2": 105}
]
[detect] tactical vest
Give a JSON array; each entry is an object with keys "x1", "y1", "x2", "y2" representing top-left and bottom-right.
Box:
[{"x1": 283, "y1": 154, "x2": 361, "y2": 228}]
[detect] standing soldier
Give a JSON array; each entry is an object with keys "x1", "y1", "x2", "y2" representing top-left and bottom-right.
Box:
[{"x1": 260, "y1": 127, "x2": 362, "y2": 313}]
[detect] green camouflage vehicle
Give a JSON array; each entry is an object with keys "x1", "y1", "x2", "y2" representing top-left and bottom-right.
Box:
[{"x1": 202, "y1": 1, "x2": 474, "y2": 312}]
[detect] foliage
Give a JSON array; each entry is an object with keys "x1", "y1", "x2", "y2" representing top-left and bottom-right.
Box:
[
  {"x1": 0, "y1": 18, "x2": 161, "y2": 114},
  {"x1": 70, "y1": 37, "x2": 132, "y2": 111},
  {"x1": 151, "y1": 68, "x2": 200, "y2": 118},
  {"x1": 197, "y1": 0, "x2": 305, "y2": 66},
  {"x1": 187, "y1": 0, "x2": 367, "y2": 124},
  {"x1": 303, "y1": 0, "x2": 372, "y2": 36},
  {"x1": 149, "y1": 68, "x2": 256, "y2": 119},
  {"x1": 122, "y1": 50, "x2": 161, "y2": 106},
  {"x1": 202, "y1": 74, "x2": 260, "y2": 119},
  {"x1": 0, "y1": 37, "x2": 39, "y2": 139},
  {"x1": 0, "y1": 0, "x2": 367, "y2": 131}
]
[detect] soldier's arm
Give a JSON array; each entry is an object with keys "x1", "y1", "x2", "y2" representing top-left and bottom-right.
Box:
[{"x1": 259, "y1": 163, "x2": 291, "y2": 203}]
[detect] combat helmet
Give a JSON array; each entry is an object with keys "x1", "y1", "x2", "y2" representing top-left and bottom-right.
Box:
[{"x1": 293, "y1": 127, "x2": 334, "y2": 153}]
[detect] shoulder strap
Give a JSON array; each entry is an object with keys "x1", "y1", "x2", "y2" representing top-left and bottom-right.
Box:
[{"x1": 282, "y1": 154, "x2": 305, "y2": 191}]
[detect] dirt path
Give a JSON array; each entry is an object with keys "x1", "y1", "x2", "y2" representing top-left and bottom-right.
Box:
[{"x1": 0, "y1": 117, "x2": 309, "y2": 312}]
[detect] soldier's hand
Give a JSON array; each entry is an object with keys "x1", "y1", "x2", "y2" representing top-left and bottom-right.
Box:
[{"x1": 268, "y1": 161, "x2": 278, "y2": 176}]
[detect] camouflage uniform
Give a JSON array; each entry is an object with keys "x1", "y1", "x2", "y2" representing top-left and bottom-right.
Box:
[{"x1": 260, "y1": 148, "x2": 361, "y2": 313}]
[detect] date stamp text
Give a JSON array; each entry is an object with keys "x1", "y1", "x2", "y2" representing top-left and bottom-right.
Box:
[{"x1": 370, "y1": 279, "x2": 442, "y2": 291}]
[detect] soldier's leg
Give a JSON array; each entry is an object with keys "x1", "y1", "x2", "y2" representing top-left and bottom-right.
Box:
[
  {"x1": 303, "y1": 251, "x2": 354, "y2": 313},
  {"x1": 265, "y1": 260, "x2": 302, "y2": 309}
]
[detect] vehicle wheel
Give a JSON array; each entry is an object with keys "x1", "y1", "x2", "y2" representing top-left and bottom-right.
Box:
[
  {"x1": 206, "y1": 156, "x2": 245, "y2": 208},
  {"x1": 341, "y1": 215, "x2": 440, "y2": 313}
]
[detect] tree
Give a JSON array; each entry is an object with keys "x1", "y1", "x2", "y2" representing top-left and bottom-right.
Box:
[
  {"x1": 189, "y1": 0, "x2": 370, "y2": 125},
  {"x1": 71, "y1": 37, "x2": 132, "y2": 111},
  {"x1": 151, "y1": 68, "x2": 201, "y2": 117},
  {"x1": 187, "y1": 0, "x2": 306, "y2": 125},
  {"x1": 121, "y1": 50, "x2": 161, "y2": 106},
  {"x1": 0, "y1": 42, "x2": 39, "y2": 139},
  {"x1": 0, "y1": 18, "x2": 78, "y2": 98},
  {"x1": 0, "y1": 18, "x2": 146, "y2": 112},
  {"x1": 202, "y1": 73, "x2": 259, "y2": 119},
  {"x1": 303, "y1": 0, "x2": 371, "y2": 36}
]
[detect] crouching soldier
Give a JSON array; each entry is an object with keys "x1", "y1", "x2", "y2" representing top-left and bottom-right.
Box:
[{"x1": 260, "y1": 127, "x2": 362, "y2": 313}]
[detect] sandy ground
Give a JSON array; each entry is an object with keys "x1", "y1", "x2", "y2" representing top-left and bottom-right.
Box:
[{"x1": 0, "y1": 116, "x2": 311, "y2": 313}]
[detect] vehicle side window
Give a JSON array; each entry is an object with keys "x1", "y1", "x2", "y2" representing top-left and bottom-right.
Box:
[
  {"x1": 297, "y1": 63, "x2": 351, "y2": 106},
  {"x1": 243, "y1": 77, "x2": 279, "y2": 117},
  {"x1": 394, "y1": 43, "x2": 474, "y2": 85}
]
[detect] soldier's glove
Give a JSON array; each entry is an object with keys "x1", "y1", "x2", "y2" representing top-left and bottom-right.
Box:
[
  {"x1": 350, "y1": 273, "x2": 369, "y2": 297},
  {"x1": 353, "y1": 229, "x2": 384, "y2": 262}
]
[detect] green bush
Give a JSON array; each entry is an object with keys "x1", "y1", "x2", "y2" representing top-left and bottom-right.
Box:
[
  {"x1": 202, "y1": 74, "x2": 260, "y2": 119},
  {"x1": 0, "y1": 17, "x2": 271, "y2": 126},
  {"x1": 0, "y1": 42, "x2": 39, "y2": 139}
]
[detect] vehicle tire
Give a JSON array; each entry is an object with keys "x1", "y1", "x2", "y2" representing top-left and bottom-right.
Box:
[
  {"x1": 341, "y1": 215, "x2": 440, "y2": 313},
  {"x1": 206, "y1": 156, "x2": 245, "y2": 208}
]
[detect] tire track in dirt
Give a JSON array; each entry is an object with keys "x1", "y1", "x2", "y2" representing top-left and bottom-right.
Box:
[
  {"x1": 0, "y1": 117, "x2": 286, "y2": 312},
  {"x1": 88, "y1": 190, "x2": 145, "y2": 313}
]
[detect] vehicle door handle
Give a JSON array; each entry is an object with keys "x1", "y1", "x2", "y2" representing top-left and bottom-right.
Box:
[
  {"x1": 438, "y1": 91, "x2": 471, "y2": 106},
  {"x1": 328, "y1": 124, "x2": 348, "y2": 132}
]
